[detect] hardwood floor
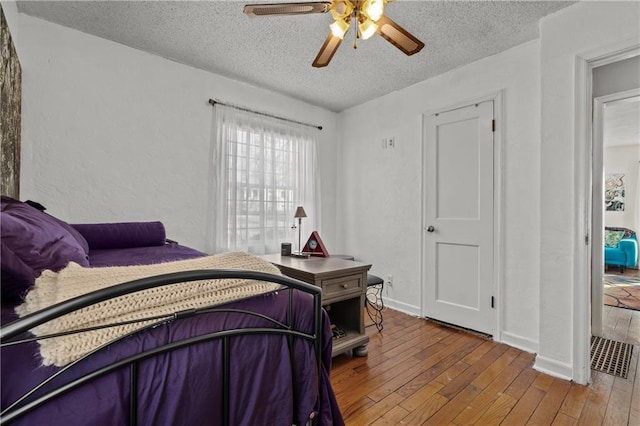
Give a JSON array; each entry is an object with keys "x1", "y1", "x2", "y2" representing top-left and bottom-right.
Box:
[{"x1": 332, "y1": 305, "x2": 640, "y2": 425}]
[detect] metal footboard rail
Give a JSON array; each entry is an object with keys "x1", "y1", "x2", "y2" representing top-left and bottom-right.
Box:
[{"x1": 0, "y1": 270, "x2": 324, "y2": 426}]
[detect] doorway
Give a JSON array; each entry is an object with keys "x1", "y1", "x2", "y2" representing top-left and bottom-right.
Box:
[
  {"x1": 571, "y1": 45, "x2": 639, "y2": 385},
  {"x1": 592, "y1": 90, "x2": 640, "y2": 336}
]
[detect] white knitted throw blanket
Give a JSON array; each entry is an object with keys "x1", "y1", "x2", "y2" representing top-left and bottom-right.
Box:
[{"x1": 16, "y1": 252, "x2": 282, "y2": 367}]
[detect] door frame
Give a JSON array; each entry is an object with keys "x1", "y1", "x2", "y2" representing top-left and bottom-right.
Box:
[
  {"x1": 574, "y1": 39, "x2": 639, "y2": 385},
  {"x1": 591, "y1": 88, "x2": 640, "y2": 338},
  {"x1": 420, "y1": 90, "x2": 504, "y2": 340}
]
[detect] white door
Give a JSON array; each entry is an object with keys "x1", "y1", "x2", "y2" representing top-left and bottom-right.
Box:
[{"x1": 423, "y1": 101, "x2": 495, "y2": 335}]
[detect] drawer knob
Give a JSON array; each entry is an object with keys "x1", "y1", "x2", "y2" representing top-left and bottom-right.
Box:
[{"x1": 341, "y1": 284, "x2": 348, "y2": 288}]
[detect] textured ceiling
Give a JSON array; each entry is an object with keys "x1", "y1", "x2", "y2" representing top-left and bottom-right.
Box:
[{"x1": 17, "y1": 0, "x2": 574, "y2": 112}]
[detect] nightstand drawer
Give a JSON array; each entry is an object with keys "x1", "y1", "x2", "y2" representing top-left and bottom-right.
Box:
[{"x1": 321, "y1": 274, "x2": 363, "y2": 298}]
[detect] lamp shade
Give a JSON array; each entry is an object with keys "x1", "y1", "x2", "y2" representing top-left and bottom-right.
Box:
[
  {"x1": 362, "y1": 0, "x2": 385, "y2": 22},
  {"x1": 358, "y1": 18, "x2": 378, "y2": 40},
  {"x1": 330, "y1": 19, "x2": 350, "y2": 39},
  {"x1": 294, "y1": 206, "x2": 307, "y2": 218},
  {"x1": 330, "y1": 0, "x2": 353, "y2": 21}
]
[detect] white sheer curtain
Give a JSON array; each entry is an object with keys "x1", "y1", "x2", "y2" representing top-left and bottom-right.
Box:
[{"x1": 207, "y1": 104, "x2": 320, "y2": 254}]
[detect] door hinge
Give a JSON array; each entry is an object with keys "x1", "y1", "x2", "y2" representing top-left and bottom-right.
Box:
[
  {"x1": 491, "y1": 296, "x2": 495, "y2": 308},
  {"x1": 585, "y1": 234, "x2": 589, "y2": 245},
  {"x1": 492, "y1": 119, "x2": 496, "y2": 132}
]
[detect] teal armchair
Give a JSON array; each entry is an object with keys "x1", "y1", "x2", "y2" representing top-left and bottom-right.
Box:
[{"x1": 604, "y1": 227, "x2": 638, "y2": 272}]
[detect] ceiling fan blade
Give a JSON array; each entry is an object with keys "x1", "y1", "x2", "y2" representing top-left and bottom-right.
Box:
[
  {"x1": 375, "y1": 15, "x2": 425, "y2": 56},
  {"x1": 244, "y1": 2, "x2": 331, "y2": 17},
  {"x1": 312, "y1": 33, "x2": 343, "y2": 68}
]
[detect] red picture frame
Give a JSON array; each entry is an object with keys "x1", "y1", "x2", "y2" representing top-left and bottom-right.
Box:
[{"x1": 302, "y1": 231, "x2": 329, "y2": 257}]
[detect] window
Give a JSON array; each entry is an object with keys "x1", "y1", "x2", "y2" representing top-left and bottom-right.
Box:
[{"x1": 209, "y1": 105, "x2": 319, "y2": 254}]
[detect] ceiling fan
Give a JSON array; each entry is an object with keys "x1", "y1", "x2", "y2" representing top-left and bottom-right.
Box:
[{"x1": 243, "y1": 0, "x2": 425, "y2": 67}]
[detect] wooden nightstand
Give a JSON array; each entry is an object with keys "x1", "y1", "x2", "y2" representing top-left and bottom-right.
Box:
[{"x1": 260, "y1": 254, "x2": 371, "y2": 357}]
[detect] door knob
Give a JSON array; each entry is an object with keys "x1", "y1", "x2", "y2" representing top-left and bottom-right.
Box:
[{"x1": 427, "y1": 226, "x2": 435, "y2": 232}]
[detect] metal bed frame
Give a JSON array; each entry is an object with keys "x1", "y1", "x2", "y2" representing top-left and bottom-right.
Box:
[{"x1": 0, "y1": 270, "x2": 323, "y2": 425}]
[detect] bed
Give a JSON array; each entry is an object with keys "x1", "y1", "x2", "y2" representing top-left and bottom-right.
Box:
[
  {"x1": 0, "y1": 196, "x2": 342, "y2": 425},
  {"x1": 1, "y1": 257, "x2": 343, "y2": 425}
]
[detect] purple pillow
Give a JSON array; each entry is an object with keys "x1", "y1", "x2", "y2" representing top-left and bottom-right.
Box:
[
  {"x1": 71, "y1": 222, "x2": 167, "y2": 250},
  {"x1": 49, "y1": 212, "x2": 90, "y2": 254},
  {"x1": 1, "y1": 197, "x2": 90, "y2": 302}
]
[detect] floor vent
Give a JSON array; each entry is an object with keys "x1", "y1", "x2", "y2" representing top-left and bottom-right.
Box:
[{"x1": 590, "y1": 336, "x2": 633, "y2": 379}]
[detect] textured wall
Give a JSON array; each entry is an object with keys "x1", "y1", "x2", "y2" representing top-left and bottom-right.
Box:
[
  {"x1": 14, "y1": 14, "x2": 338, "y2": 252},
  {"x1": 0, "y1": 4, "x2": 21, "y2": 199}
]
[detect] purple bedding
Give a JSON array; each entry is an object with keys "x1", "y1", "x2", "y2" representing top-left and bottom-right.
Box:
[
  {"x1": 87, "y1": 243, "x2": 204, "y2": 268},
  {"x1": 1, "y1": 289, "x2": 343, "y2": 425},
  {"x1": 0, "y1": 197, "x2": 343, "y2": 425},
  {"x1": 0, "y1": 196, "x2": 205, "y2": 303}
]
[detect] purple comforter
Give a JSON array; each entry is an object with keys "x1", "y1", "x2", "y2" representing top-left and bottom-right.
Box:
[{"x1": 1, "y1": 289, "x2": 343, "y2": 425}]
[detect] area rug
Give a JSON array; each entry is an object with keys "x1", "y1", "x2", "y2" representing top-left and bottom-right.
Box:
[{"x1": 603, "y1": 274, "x2": 640, "y2": 311}]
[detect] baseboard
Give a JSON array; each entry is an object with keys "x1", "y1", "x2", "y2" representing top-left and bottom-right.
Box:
[
  {"x1": 501, "y1": 331, "x2": 539, "y2": 354},
  {"x1": 533, "y1": 354, "x2": 573, "y2": 381},
  {"x1": 382, "y1": 298, "x2": 421, "y2": 317}
]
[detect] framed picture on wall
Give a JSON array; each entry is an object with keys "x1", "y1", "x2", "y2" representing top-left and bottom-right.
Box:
[{"x1": 605, "y1": 173, "x2": 625, "y2": 211}]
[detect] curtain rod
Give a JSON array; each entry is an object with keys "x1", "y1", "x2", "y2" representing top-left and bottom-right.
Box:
[{"x1": 208, "y1": 99, "x2": 322, "y2": 130}]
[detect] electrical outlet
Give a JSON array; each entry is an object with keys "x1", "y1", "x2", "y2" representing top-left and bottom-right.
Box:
[
  {"x1": 387, "y1": 274, "x2": 393, "y2": 286},
  {"x1": 382, "y1": 137, "x2": 395, "y2": 149}
]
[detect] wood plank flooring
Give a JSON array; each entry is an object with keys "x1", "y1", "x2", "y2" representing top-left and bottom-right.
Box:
[{"x1": 332, "y1": 305, "x2": 640, "y2": 425}]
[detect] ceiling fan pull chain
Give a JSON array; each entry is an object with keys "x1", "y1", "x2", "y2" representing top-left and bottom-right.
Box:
[{"x1": 353, "y1": 7, "x2": 359, "y2": 49}]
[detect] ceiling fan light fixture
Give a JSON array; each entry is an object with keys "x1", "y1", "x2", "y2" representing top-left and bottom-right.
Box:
[
  {"x1": 362, "y1": 0, "x2": 385, "y2": 22},
  {"x1": 330, "y1": 18, "x2": 350, "y2": 39},
  {"x1": 358, "y1": 18, "x2": 377, "y2": 40},
  {"x1": 330, "y1": 0, "x2": 353, "y2": 21},
  {"x1": 244, "y1": 0, "x2": 424, "y2": 68}
]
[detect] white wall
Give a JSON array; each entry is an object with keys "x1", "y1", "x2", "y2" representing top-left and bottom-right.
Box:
[
  {"x1": 338, "y1": 39, "x2": 542, "y2": 351},
  {"x1": 8, "y1": 11, "x2": 339, "y2": 252},
  {"x1": 538, "y1": 1, "x2": 640, "y2": 381},
  {"x1": 593, "y1": 55, "x2": 640, "y2": 98},
  {"x1": 604, "y1": 145, "x2": 640, "y2": 231},
  {"x1": 2, "y1": 2, "x2": 20, "y2": 44}
]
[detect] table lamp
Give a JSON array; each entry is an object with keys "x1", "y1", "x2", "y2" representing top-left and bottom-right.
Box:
[{"x1": 292, "y1": 206, "x2": 308, "y2": 257}]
